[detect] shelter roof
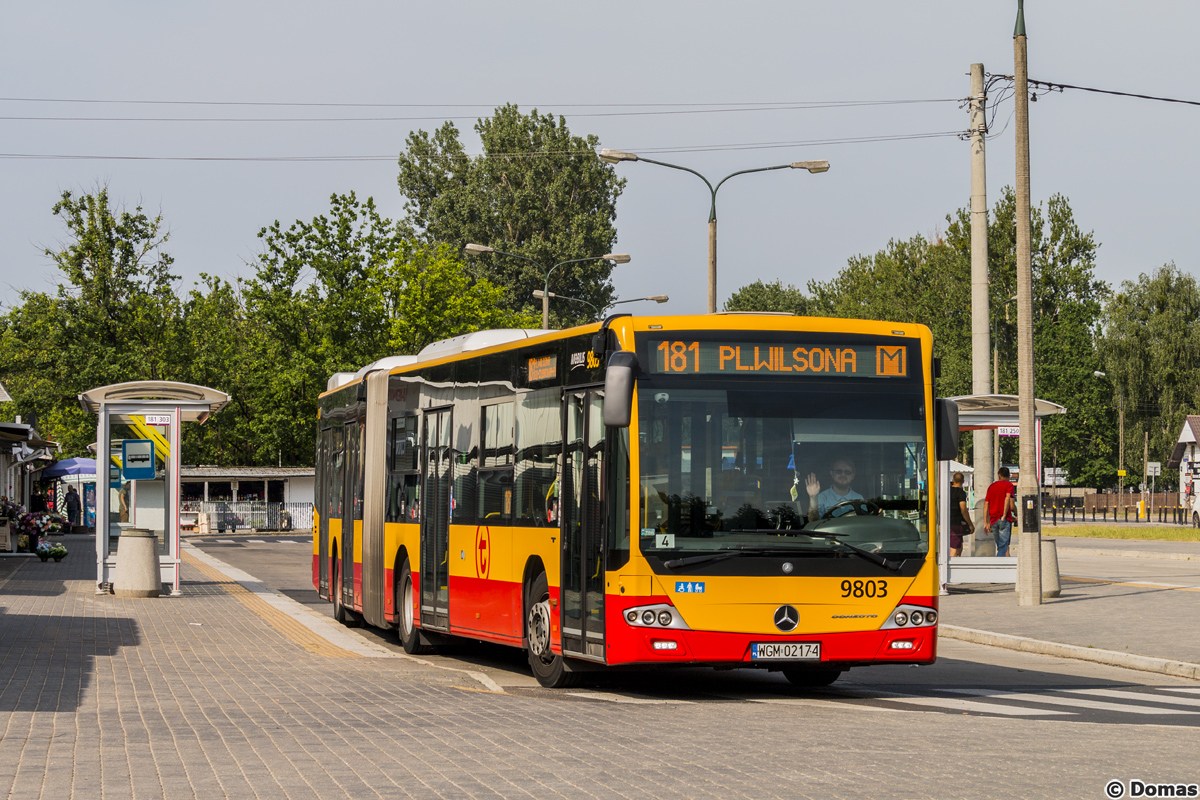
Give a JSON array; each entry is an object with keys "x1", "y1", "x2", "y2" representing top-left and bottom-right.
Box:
[
  {"x1": 78, "y1": 381, "x2": 230, "y2": 423},
  {"x1": 947, "y1": 394, "x2": 1066, "y2": 430},
  {"x1": 180, "y1": 466, "x2": 315, "y2": 479}
]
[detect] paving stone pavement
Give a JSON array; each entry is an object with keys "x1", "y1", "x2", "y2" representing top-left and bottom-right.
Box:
[{"x1": 2, "y1": 535, "x2": 1199, "y2": 799}]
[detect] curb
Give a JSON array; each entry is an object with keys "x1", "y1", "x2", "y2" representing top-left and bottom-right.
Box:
[
  {"x1": 1056, "y1": 546, "x2": 1198, "y2": 562},
  {"x1": 180, "y1": 543, "x2": 507, "y2": 693},
  {"x1": 940, "y1": 624, "x2": 1200, "y2": 681}
]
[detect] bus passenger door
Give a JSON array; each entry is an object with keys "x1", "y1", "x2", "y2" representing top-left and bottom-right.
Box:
[
  {"x1": 318, "y1": 427, "x2": 331, "y2": 598},
  {"x1": 561, "y1": 389, "x2": 606, "y2": 661},
  {"x1": 421, "y1": 407, "x2": 452, "y2": 631}
]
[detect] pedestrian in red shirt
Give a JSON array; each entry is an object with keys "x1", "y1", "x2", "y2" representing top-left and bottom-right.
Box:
[{"x1": 984, "y1": 467, "x2": 1017, "y2": 557}]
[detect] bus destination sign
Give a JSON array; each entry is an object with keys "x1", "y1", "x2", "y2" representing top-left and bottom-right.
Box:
[
  {"x1": 527, "y1": 354, "x2": 558, "y2": 382},
  {"x1": 647, "y1": 340, "x2": 908, "y2": 378}
]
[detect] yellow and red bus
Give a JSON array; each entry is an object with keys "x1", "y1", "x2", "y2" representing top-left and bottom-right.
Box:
[{"x1": 313, "y1": 313, "x2": 958, "y2": 688}]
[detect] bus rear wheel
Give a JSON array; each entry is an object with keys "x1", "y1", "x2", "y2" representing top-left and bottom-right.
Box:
[
  {"x1": 526, "y1": 572, "x2": 578, "y2": 688},
  {"x1": 396, "y1": 558, "x2": 432, "y2": 655},
  {"x1": 332, "y1": 558, "x2": 348, "y2": 625},
  {"x1": 782, "y1": 667, "x2": 843, "y2": 688}
]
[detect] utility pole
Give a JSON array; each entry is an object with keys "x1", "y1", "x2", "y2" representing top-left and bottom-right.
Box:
[
  {"x1": 1013, "y1": 0, "x2": 1042, "y2": 606},
  {"x1": 970, "y1": 63, "x2": 993, "y2": 490}
]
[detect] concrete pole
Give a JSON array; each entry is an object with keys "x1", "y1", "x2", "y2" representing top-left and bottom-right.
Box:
[
  {"x1": 1013, "y1": 0, "x2": 1042, "y2": 606},
  {"x1": 1143, "y1": 428, "x2": 1149, "y2": 518},
  {"x1": 542, "y1": 289, "x2": 550, "y2": 330},
  {"x1": 970, "y1": 63, "x2": 993, "y2": 487},
  {"x1": 707, "y1": 219, "x2": 718, "y2": 313}
]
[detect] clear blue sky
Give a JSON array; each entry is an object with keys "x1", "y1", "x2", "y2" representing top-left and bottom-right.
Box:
[{"x1": 3, "y1": 1, "x2": 1196, "y2": 317}]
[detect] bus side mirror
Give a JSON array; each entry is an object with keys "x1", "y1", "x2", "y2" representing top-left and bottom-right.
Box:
[
  {"x1": 603, "y1": 351, "x2": 638, "y2": 428},
  {"x1": 935, "y1": 398, "x2": 959, "y2": 461}
]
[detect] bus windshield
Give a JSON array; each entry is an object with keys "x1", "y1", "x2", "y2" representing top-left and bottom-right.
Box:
[{"x1": 637, "y1": 378, "x2": 929, "y2": 558}]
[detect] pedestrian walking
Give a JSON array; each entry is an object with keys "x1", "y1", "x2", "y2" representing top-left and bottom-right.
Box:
[
  {"x1": 65, "y1": 485, "x2": 81, "y2": 528},
  {"x1": 985, "y1": 466, "x2": 1017, "y2": 557},
  {"x1": 949, "y1": 472, "x2": 972, "y2": 557}
]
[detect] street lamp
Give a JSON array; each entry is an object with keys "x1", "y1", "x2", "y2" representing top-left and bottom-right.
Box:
[
  {"x1": 599, "y1": 148, "x2": 829, "y2": 313},
  {"x1": 532, "y1": 290, "x2": 668, "y2": 321},
  {"x1": 465, "y1": 244, "x2": 631, "y2": 329}
]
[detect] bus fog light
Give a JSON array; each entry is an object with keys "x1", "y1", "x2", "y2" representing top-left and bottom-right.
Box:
[
  {"x1": 890, "y1": 640, "x2": 915, "y2": 650},
  {"x1": 627, "y1": 610, "x2": 638, "y2": 623},
  {"x1": 652, "y1": 640, "x2": 678, "y2": 650},
  {"x1": 924, "y1": 610, "x2": 937, "y2": 625},
  {"x1": 908, "y1": 611, "x2": 924, "y2": 626},
  {"x1": 641, "y1": 610, "x2": 656, "y2": 625},
  {"x1": 893, "y1": 611, "x2": 908, "y2": 627},
  {"x1": 657, "y1": 611, "x2": 673, "y2": 626}
]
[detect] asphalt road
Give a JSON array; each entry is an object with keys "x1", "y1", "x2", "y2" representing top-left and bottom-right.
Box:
[{"x1": 191, "y1": 534, "x2": 1200, "y2": 731}]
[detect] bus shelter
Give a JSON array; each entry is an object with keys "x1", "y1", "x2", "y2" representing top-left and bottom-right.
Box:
[
  {"x1": 937, "y1": 394, "x2": 1066, "y2": 594},
  {"x1": 80, "y1": 381, "x2": 229, "y2": 595}
]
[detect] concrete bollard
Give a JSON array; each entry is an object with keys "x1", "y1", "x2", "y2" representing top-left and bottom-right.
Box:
[
  {"x1": 1041, "y1": 538, "x2": 1061, "y2": 599},
  {"x1": 113, "y1": 528, "x2": 161, "y2": 598}
]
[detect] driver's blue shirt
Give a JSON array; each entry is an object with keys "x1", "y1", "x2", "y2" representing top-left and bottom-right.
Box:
[{"x1": 816, "y1": 487, "x2": 864, "y2": 517}]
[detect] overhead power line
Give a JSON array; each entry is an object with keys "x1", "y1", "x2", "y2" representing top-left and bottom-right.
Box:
[
  {"x1": 0, "y1": 95, "x2": 957, "y2": 111},
  {"x1": 0, "y1": 99, "x2": 960, "y2": 124},
  {"x1": 986, "y1": 74, "x2": 1200, "y2": 108},
  {"x1": 0, "y1": 129, "x2": 965, "y2": 162}
]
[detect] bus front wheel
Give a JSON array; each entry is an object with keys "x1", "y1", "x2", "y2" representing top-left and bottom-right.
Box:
[
  {"x1": 526, "y1": 572, "x2": 577, "y2": 688},
  {"x1": 396, "y1": 558, "x2": 432, "y2": 655},
  {"x1": 332, "y1": 558, "x2": 349, "y2": 625}
]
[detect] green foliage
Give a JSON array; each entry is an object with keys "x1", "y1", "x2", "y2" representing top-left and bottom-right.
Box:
[
  {"x1": 0, "y1": 189, "x2": 184, "y2": 455},
  {"x1": 397, "y1": 104, "x2": 626, "y2": 326},
  {"x1": 723, "y1": 280, "x2": 812, "y2": 315},
  {"x1": 737, "y1": 188, "x2": 1110, "y2": 487},
  {"x1": 1100, "y1": 264, "x2": 1200, "y2": 488}
]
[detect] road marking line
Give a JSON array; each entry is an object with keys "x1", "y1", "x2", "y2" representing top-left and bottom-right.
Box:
[
  {"x1": 1159, "y1": 687, "x2": 1200, "y2": 695},
  {"x1": 214, "y1": 539, "x2": 236, "y2": 544},
  {"x1": 566, "y1": 691, "x2": 695, "y2": 705},
  {"x1": 941, "y1": 688, "x2": 1199, "y2": 715},
  {"x1": 736, "y1": 696, "x2": 904, "y2": 712},
  {"x1": 1065, "y1": 688, "x2": 1200, "y2": 708},
  {"x1": 246, "y1": 539, "x2": 266, "y2": 543},
  {"x1": 875, "y1": 694, "x2": 1073, "y2": 716},
  {"x1": 276, "y1": 540, "x2": 296, "y2": 544},
  {"x1": 1062, "y1": 575, "x2": 1200, "y2": 592}
]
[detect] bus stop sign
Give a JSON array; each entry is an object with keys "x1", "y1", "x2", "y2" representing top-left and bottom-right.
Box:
[{"x1": 122, "y1": 439, "x2": 156, "y2": 480}]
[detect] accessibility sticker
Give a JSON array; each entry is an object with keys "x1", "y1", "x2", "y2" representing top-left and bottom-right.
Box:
[{"x1": 675, "y1": 581, "x2": 705, "y2": 594}]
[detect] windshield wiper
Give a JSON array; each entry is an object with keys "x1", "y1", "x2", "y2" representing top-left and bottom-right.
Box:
[
  {"x1": 661, "y1": 546, "x2": 800, "y2": 569},
  {"x1": 809, "y1": 533, "x2": 904, "y2": 573}
]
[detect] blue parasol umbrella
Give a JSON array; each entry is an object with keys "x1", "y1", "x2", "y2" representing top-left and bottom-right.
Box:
[{"x1": 42, "y1": 457, "x2": 97, "y2": 477}]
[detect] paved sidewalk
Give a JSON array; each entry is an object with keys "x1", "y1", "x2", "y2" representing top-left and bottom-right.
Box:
[{"x1": 943, "y1": 536, "x2": 1200, "y2": 676}]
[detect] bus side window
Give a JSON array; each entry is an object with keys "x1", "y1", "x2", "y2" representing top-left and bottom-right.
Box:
[
  {"x1": 479, "y1": 401, "x2": 515, "y2": 521},
  {"x1": 515, "y1": 389, "x2": 560, "y2": 527}
]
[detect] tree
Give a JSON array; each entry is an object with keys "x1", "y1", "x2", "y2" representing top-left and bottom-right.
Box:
[
  {"x1": 0, "y1": 189, "x2": 183, "y2": 455},
  {"x1": 245, "y1": 193, "x2": 536, "y2": 464},
  {"x1": 723, "y1": 280, "x2": 812, "y2": 315},
  {"x1": 1100, "y1": 264, "x2": 1200, "y2": 489},
  {"x1": 396, "y1": 104, "x2": 626, "y2": 325}
]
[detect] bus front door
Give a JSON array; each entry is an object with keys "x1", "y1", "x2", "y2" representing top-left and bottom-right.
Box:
[
  {"x1": 421, "y1": 407, "x2": 452, "y2": 631},
  {"x1": 561, "y1": 389, "x2": 606, "y2": 661}
]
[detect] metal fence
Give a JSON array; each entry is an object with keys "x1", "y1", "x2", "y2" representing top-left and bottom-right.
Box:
[{"x1": 184, "y1": 501, "x2": 313, "y2": 532}]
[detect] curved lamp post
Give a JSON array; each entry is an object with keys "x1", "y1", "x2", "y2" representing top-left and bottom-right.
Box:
[
  {"x1": 599, "y1": 148, "x2": 828, "y2": 314},
  {"x1": 464, "y1": 244, "x2": 630, "y2": 329},
  {"x1": 533, "y1": 290, "x2": 668, "y2": 321}
]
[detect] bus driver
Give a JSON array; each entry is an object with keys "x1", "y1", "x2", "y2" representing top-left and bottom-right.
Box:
[{"x1": 806, "y1": 458, "x2": 865, "y2": 521}]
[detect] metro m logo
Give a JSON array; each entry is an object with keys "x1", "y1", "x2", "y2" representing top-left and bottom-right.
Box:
[{"x1": 876, "y1": 346, "x2": 906, "y2": 377}]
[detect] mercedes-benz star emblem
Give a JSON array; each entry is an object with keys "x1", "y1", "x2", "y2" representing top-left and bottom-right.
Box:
[
  {"x1": 774, "y1": 605, "x2": 799, "y2": 632},
  {"x1": 781, "y1": 562, "x2": 794, "y2": 574}
]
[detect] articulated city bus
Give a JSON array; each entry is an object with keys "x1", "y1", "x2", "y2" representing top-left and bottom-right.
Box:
[{"x1": 312, "y1": 313, "x2": 958, "y2": 688}]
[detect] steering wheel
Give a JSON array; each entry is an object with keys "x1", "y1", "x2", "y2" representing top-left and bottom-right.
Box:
[{"x1": 821, "y1": 499, "x2": 881, "y2": 520}]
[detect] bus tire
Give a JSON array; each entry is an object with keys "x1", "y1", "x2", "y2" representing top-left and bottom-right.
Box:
[
  {"x1": 396, "y1": 558, "x2": 432, "y2": 654},
  {"x1": 526, "y1": 572, "x2": 577, "y2": 688},
  {"x1": 782, "y1": 667, "x2": 843, "y2": 688},
  {"x1": 332, "y1": 558, "x2": 360, "y2": 627}
]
